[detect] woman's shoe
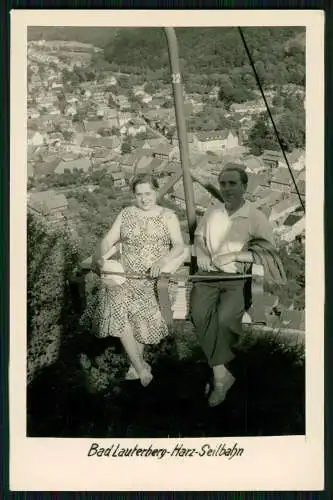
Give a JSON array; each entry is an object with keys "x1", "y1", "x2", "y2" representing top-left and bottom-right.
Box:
[
  {"x1": 208, "y1": 373, "x2": 235, "y2": 407},
  {"x1": 125, "y1": 365, "x2": 139, "y2": 380},
  {"x1": 138, "y1": 368, "x2": 154, "y2": 387},
  {"x1": 125, "y1": 362, "x2": 152, "y2": 382}
]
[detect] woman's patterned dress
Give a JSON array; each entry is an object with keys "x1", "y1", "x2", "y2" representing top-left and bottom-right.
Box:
[{"x1": 81, "y1": 206, "x2": 176, "y2": 344}]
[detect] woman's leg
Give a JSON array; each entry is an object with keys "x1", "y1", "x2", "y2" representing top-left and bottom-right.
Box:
[{"x1": 120, "y1": 327, "x2": 153, "y2": 387}]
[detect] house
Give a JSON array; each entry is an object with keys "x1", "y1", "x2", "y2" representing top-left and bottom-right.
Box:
[
  {"x1": 138, "y1": 157, "x2": 169, "y2": 176},
  {"x1": 152, "y1": 144, "x2": 178, "y2": 161},
  {"x1": 133, "y1": 137, "x2": 168, "y2": 151},
  {"x1": 103, "y1": 108, "x2": 119, "y2": 122},
  {"x1": 269, "y1": 195, "x2": 301, "y2": 224},
  {"x1": 245, "y1": 173, "x2": 269, "y2": 200},
  {"x1": 118, "y1": 111, "x2": 132, "y2": 127},
  {"x1": 81, "y1": 136, "x2": 121, "y2": 150},
  {"x1": 27, "y1": 145, "x2": 39, "y2": 162},
  {"x1": 28, "y1": 190, "x2": 68, "y2": 223},
  {"x1": 112, "y1": 171, "x2": 127, "y2": 188},
  {"x1": 168, "y1": 178, "x2": 216, "y2": 214},
  {"x1": 51, "y1": 81, "x2": 63, "y2": 90},
  {"x1": 55, "y1": 157, "x2": 91, "y2": 174},
  {"x1": 27, "y1": 162, "x2": 35, "y2": 179},
  {"x1": 27, "y1": 130, "x2": 44, "y2": 147},
  {"x1": 208, "y1": 86, "x2": 220, "y2": 100},
  {"x1": 279, "y1": 309, "x2": 305, "y2": 330},
  {"x1": 143, "y1": 108, "x2": 175, "y2": 124},
  {"x1": 262, "y1": 150, "x2": 281, "y2": 169},
  {"x1": 105, "y1": 75, "x2": 117, "y2": 86},
  {"x1": 230, "y1": 101, "x2": 266, "y2": 114},
  {"x1": 290, "y1": 151, "x2": 305, "y2": 172},
  {"x1": 133, "y1": 85, "x2": 145, "y2": 96},
  {"x1": 292, "y1": 170, "x2": 305, "y2": 198},
  {"x1": 36, "y1": 93, "x2": 57, "y2": 106},
  {"x1": 121, "y1": 150, "x2": 152, "y2": 173},
  {"x1": 280, "y1": 215, "x2": 305, "y2": 243},
  {"x1": 142, "y1": 93, "x2": 152, "y2": 104},
  {"x1": 271, "y1": 167, "x2": 293, "y2": 192},
  {"x1": 33, "y1": 156, "x2": 63, "y2": 178},
  {"x1": 134, "y1": 155, "x2": 154, "y2": 174},
  {"x1": 65, "y1": 105, "x2": 77, "y2": 117},
  {"x1": 172, "y1": 132, "x2": 195, "y2": 146},
  {"x1": 252, "y1": 186, "x2": 273, "y2": 200},
  {"x1": 60, "y1": 152, "x2": 80, "y2": 163},
  {"x1": 243, "y1": 155, "x2": 265, "y2": 174},
  {"x1": 116, "y1": 95, "x2": 130, "y2": 109},
  {"x1": 253, "y1": 189, "x2": 284, "y2": 211},
  {"x1": 46, "y1": 132, "x2": 64, "y2": 148},
  {"x1": 27, "y1": 109, "x2": 40, "y2": 119},
  {"x1": 127, "y1": 124, "x2": 147, "y2": 136},
  {"x1": 193, "y1": 130, "x2": 239, "y2": 153},
  {"x1": 49, "y1": 108, "x2": 61, "y2": 116},
  {"x1": 83, "y1": 120, "x2": 112, "y2": 134}
]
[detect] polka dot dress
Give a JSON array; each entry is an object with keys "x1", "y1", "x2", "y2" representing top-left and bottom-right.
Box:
[{"x1": 80, "y1": 206, "x2": 178, "y2": 344}]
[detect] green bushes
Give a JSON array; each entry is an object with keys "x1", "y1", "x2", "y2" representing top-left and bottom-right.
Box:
[{"x1": 27, "y1": 211, "x2": 81, "y2": 383}]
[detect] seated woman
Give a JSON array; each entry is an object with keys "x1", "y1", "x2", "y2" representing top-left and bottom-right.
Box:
[{"x1": 81, "y1": 173, "x2": 185, "y2": 387}]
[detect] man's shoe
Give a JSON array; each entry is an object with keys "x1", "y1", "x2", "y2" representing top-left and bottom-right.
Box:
[{"x1": 208, "y1": 373, "x2": 235, "y2": 407}]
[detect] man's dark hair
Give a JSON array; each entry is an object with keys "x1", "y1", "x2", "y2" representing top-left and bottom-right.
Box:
[{"x1": 218, "y1": 163, "x2": 248, "y2": 186}]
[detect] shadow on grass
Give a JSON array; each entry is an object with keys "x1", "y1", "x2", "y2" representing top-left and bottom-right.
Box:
[{"x1": 27, "y1": 325, "x2": 305, "y2": 438}]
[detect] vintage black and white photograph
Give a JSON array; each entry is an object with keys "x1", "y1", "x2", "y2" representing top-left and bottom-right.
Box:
[
  {"x1": 10, "y1": 9, "x2": 324, "y2": 492},
  {"x1": 26, "y1": 23, "x2": 307, "y2": 438}
]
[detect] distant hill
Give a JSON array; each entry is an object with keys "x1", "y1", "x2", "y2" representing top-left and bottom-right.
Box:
[
  {"x1": 27, "y1": 26, "x2": 119, "y2": 48},
  {"x1": 103, "y1": 27, "x2": 305, "y2": 88}
]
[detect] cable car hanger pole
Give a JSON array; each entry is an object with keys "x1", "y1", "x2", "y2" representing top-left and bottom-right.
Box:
[{"x1": 164, "y1": 28, "x2": 197, "y2": 254}]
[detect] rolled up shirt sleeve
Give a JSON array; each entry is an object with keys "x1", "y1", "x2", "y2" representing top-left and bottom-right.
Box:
[{"x1": 195, "y1": 206, "x2": 215, "y2": 238}]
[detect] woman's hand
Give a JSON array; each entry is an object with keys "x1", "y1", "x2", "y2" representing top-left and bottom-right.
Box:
[
  {"x1": 150, "y1": 258, "x2": 167, "y2": 278},
  {"x1": 197, "y1": 255, "x2": 212, "y2": 271},
  {"x1": 91, "y1": 258, "x2": 104, "y2": 277},
  {"x1": 212, "y1": 252, "x2": 237, "y2": 270}
]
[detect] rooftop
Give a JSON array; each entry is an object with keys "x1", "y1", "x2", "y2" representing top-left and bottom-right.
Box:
[
  {"x1": 81, "y1": 136, "x2": 120, "y2": 149},
  {"x1": 55, "y1": 157, "x2": 91, "y2": 174},
  {"x1": 271, "y1": 167, "x2": 293, "y2": 185},
  {"x1": 271, "y1": 195, "x2": 301, "y2": 215},
  {"x1": 279, "y1": 309, "x2": 305, "y2": 330},
  {"x1": 284, "y1": 213, "x2": 304, "y2": 227},
  {"x1": 195, "y1": 130, "x2": 231, "y2": 142},
  {"x1": 29, "y1": 190, "x2": 68, "y2": 214},
  {"x1": 152, "y1": 144, "x2": 175, "y2": 156}
]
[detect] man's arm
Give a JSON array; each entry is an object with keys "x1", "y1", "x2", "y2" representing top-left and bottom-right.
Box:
[
  {"x1": 193, "y1": 212, "x2": 213, "y2": 271},
  {"x1": 234, "y1": 208, "x2": 276, "y2": 263}
]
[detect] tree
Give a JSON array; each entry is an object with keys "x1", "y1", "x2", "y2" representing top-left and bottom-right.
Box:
[
  {"x1": 97, "y1": 127, "x2": 112, "y2": 137},
  {"x1": 278, "y1": 109, "x2": 305, "y2": 152},
  {"x1": 247, "y1": 114, "x2": 279, "y2": 155},
  {"x1": 63, "y1": 130, "x2": 75, "y2": 141},
  {"x1": 272, "y1": 241, "x2": 305, "y2": 309},
  {"x1": 121, "y1": 136, "x2": 132, "y2": 155}
]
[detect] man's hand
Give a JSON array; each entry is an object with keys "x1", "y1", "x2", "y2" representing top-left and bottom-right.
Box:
[
  {"x1": 197, "y1": 255, "x2": 212, "y2": 271},
  {"x1": 212, "y1": 252, "x2": 237, "y2": 270},
  {"x1": 150, "y1": 257, "x2": 167, "y2": 278}
]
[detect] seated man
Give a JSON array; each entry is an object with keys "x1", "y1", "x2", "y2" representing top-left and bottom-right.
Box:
[{"x1": 189, "y1": 164, "x2": 285, "y2": 407}]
